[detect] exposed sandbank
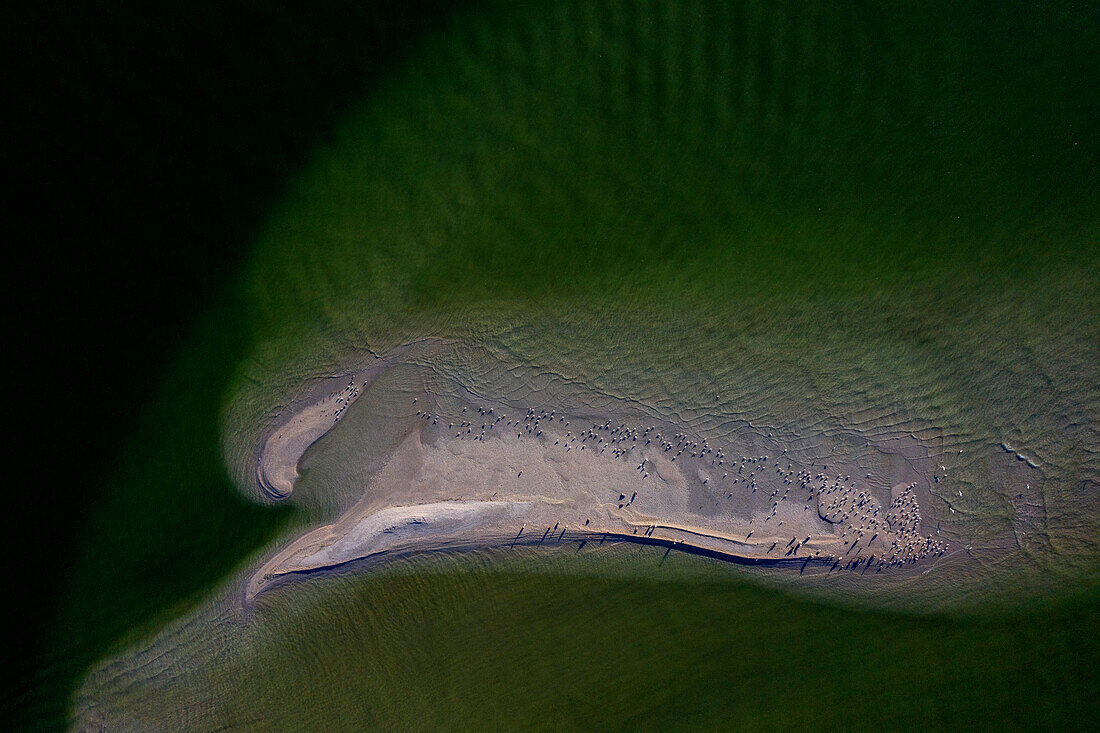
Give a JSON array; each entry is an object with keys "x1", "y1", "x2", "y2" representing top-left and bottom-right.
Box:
[
  {"x1": 239, "y1": 344, "x2": 1030, "y2": 603},
  {"x1": 256, "y1": 376, "x2": 364, "y2": 498}
]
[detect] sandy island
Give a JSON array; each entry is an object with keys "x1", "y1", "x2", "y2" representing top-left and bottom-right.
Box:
[{"x1": 242, "y1": 348, "x2": 984, "y2": 602}]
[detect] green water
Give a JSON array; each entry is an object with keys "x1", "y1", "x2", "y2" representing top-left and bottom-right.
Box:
[
  {"x1": 173, "y1": 566, "x2": 1100, "y2": 730},
  {"x1": 38, "y1": 1, "x2": 1098, "y2": 729},
  {"x1": 71, "y1": 551, "x2": 1100, "y2": 731},
  {"x1": 254, "y1": 572, "x2": 1099, "y2": 731}
]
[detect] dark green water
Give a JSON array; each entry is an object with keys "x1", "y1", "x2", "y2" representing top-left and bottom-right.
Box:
[
  {"x1": 68, "y1": 553, "x2": 1100, "y2": 730},
  {"x1": 193, "y1": 567, "x2": 1100, "y2": 730},
  {"x1": 10, "y1": 1, "x2": 1097, "y2": 729}
]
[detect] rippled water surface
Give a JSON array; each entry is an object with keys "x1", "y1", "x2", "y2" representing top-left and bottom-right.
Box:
[{"x1": 46, "y1": 2, "x2": 1098, "y2": 730}]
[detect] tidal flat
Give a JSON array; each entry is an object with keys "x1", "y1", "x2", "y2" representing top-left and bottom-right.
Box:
[{"x1": 46, "y1": 1, "x2": 1098, "y2": 730}]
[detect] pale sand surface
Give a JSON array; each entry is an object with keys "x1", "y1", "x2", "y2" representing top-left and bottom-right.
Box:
[
  {"x1": 239, "y1": 339, "x2": 1040, "y2": 605},
  {"x1": 251, "y1": 339, "x2": 438, "y2": 500},
  {"x1": 255, "y1": 377, "x2": 363, "y2": 498}
]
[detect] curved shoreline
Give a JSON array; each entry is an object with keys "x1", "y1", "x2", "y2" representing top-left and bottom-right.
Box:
[
  {"x1": 254, "y1": 371, "x2": 371, "y2": 499},
  {"x1": 250, "y1": 339, "x2": 446, "y2": 501},
  {"x1": 244, "y1": 487, "x2": 940, "y2": 604},
  {"x1": 245, "y1": 521, "x2": 839, "y2": 605}
]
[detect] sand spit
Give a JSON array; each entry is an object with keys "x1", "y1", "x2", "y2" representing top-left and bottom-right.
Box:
[
  {"x1": 256, "y1": 376, "x2": 365, "y2": 498},
  {"x1": 233, "y1": 343, "x2": 1042, "y2": 603},
  {"x1": 252, "y1": 339, "x2": 442, "y2": 500},
  {"x1": 246, "y1": 500, "x2": 536, "y2": 599}
]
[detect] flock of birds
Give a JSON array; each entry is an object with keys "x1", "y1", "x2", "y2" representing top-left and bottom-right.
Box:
[{"x1": 319, "y1": 378, "x2": 363, "y2": 424}]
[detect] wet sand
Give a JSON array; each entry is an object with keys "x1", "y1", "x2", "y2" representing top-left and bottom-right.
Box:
[
  {"x1": 255, "y1": 375, "x2": 366, "y2": 498},
  {"x1": 241, "y1": 342, "x2": 1022, "y2": 603}
]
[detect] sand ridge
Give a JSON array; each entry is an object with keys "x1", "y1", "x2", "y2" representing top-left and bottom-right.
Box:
[{"x1": 256, "y1": 376, "x2": 365, "y2": 498}]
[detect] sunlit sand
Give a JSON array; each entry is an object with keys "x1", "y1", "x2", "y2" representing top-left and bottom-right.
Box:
[{"x1": 240, "y1": 341, "x2": 1039, "y2": 604}]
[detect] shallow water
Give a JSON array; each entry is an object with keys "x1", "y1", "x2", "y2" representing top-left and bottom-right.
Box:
[
  {"x1": 71, "y1": 548, "x2": 1100, "y2": 731},
  {"x1": 55, "y1": 0, "x2": 1097, "y2": 728}
]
